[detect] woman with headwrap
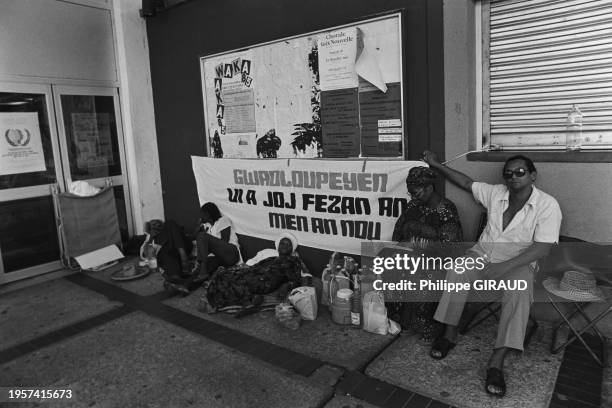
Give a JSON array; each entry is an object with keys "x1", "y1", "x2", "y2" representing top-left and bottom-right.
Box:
[
  {"x1": 202, "y1": 232, "x2": 307, "y2": 312},
  {"x1": 391, "y1": 166, "x2": 463, "y2": 344}
]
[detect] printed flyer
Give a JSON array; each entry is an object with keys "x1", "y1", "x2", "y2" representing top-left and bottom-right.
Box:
[{"x1": 0, "y1": 112, "x2": 46, "y2": 175}]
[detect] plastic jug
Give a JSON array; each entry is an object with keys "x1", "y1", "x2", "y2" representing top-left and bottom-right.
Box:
[
  {"x1": 328, "y1": 272, "x2": 350, "y2": 307},
  {"x1": 331, "y1": 288, "x2": 353, "y2": 325},
  {"x1": 358, "y1": 266, "x2": 375, "y2": 301}
]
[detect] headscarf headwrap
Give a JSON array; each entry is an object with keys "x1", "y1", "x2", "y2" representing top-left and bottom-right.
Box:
[
  {"x1": 406, "y1": 166, "x2": 437, "y2": 186},
  {"x1": 275, "y1": 232, "x2": 298, "y2": 252}
]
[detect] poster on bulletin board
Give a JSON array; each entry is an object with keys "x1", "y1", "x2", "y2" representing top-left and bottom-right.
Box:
[{"x1": 200, "y1": 12, "x2": 404, "y2": 159}]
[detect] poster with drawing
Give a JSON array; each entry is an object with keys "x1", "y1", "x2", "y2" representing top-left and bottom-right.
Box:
[
  {"x1": 200, "y1": 12, "x2": 403, "y2": 159},
  {"x1": 0, "y1": 112, "x2": 46, "y2": 175}
]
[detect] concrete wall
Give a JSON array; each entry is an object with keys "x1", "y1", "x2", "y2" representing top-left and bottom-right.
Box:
[
  {"x1": 443, "y1": 0, "x2": 612, "y2": 243},
  {"x1": 112, "y1": 0, "x2": 164, "y2": 232},
  {"x1": 146, "y1": 0, "x2": 446, "y2": 273},
  {"x1": 0, "y1": 0, "x2": 116, "y2": 84}
]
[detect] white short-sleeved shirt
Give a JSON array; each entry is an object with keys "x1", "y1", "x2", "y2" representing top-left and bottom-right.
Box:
[
  {"x1": 209, "y1": 216, "x2": 241, "y2": 260},
  {"x1": 470, "y1": 182, "x2": 562, "y2": 263}
]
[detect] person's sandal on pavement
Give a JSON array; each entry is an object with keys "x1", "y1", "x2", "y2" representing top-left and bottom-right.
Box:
[
  {"x1": 429, "y1": 336, "x2": 456, "y2": 360},
  {"x1": 163, "y1": 281, "x2": 190, "y2": 297},
  {"x1": 485, "y1": 367, "x2": 506, "y2": 397}
]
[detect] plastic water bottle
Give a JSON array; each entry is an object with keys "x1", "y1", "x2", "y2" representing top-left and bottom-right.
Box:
[
  {"x1": 566, "y1": 105, "x2": 583, "y2": 151},
  {"x1": 351, "y1": 275, "x2": 362, "y2": 327}
]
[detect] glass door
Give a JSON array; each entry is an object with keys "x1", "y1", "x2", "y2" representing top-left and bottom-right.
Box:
[
  {"x1": 0, "y1": 82, "x2": 64, "y2": 284},
  {"x1": 53, "y1": 86, "x2": 133, "y2": 242}
]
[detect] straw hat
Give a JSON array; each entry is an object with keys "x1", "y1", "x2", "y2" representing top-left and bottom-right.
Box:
[{"x1": 543, "y1": 270, "x2": 605, "y2": 302}]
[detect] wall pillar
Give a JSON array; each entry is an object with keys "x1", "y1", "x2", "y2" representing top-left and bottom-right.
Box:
[{"x1": 112, "y1": 0, "x2": 164, "y2": 233}]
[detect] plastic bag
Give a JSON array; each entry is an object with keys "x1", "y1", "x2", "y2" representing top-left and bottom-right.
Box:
[
  {"x1": 362, "y1": 291, "x2": 389, "y2": 335},
  {"x1": 275, "y1": 302, "x2": 301, "y2": 330},
  {"x1": 288, "y1": 286, "x2": 318, "y2": 320},
  {"x1": 388, "y1": 319, "x2": 401, "y2": 335},
  {"x1": 69, "y1": 180, "x2": 100, "y2": 197}
]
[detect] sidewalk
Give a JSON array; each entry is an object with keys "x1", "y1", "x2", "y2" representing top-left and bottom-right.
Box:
[{"x1": 0, "y1": 263, "x2": 607, "y2": 408}]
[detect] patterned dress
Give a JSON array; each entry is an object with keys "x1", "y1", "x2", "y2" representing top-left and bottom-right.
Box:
[
  {"x1": 391, "y1": 198, "x2": 463, "y2": 340},
  {"x1": 205, "y1": 255, "x2": 303, "y2": 308}
]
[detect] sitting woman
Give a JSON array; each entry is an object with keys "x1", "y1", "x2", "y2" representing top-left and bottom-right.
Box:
[
  {"x1": 143, "y1": 219, "x2": 193, "y2": 281},
  {"x1": 192, "y1": 202, "x2": 242, "y2": 282},
  {"x1": 391, "y1": 166, "x2": 463, "y2": 344},
  {"x1": 203, "y1": 232, "x2": 307, "y2": 312}
]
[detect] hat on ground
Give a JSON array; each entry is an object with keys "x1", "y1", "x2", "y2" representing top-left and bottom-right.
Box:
[
  {"x1": 543, "y1": 270, "x2": 605, "y2": 302},
  {"x1": 110, "y1": 262, "x2": 150, "y2": 281},
  {"x1": 275, "y1": 232, "x2": 298, "y2": 252}
]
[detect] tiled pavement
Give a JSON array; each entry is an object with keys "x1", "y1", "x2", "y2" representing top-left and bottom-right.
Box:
[
  {"x1": 1, "y1": 272, "x2": 605, "y2": 408},
  {"x1": 550, "y1": 334, "x2": 604, "y2": 408}
]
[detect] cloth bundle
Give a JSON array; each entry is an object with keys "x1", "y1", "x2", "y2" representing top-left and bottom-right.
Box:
[{"x1": 275, "y1": 302, "x2": 301, "y2": 330}]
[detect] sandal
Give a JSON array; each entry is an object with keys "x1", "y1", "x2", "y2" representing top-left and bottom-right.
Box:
[
  {"x1": 485, "y1": 367, "x2": 506, "y2": 398},
  {"x1": 417, "y1": 334, "x2": 436, "y2": 346},
  {"x1": 429, "y1": 337, "x2": 456, "y2": 360},
  {"x1": 163, "y1": 281, "x2": 190, "y2": 297}
]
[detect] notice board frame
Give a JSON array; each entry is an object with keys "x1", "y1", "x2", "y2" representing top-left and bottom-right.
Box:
[{"x1": 199, "y1": 10, "x2": 406, "y2": 160}]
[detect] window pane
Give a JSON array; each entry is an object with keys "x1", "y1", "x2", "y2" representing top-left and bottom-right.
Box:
[
  {"x1": 60, "y1": 95, "x2": 122, "y2": 180},
  {"x1": 0, "y1": 196, "x2": 60, "y2": 272},
  {"x1": 0, "y1": 92, "x2": 57, "y2": 189}
]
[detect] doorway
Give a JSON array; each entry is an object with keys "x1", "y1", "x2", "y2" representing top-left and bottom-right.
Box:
[{"x1": 0, "y1": 82, "x2": 132, "y2": 284}]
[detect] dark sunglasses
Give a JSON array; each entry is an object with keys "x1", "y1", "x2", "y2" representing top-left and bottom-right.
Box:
[{"x1": 502, "y1": 168, "x2": 528, "y2": 179}]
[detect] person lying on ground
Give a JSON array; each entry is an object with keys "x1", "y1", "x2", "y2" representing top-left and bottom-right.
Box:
[{"x1": 202, "y1": 232, "x2": 308, "y2": 312}]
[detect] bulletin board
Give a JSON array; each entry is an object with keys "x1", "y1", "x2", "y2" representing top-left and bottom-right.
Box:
[{"x1": 200, "y1": 12, "x2": 404, "y2": 159}]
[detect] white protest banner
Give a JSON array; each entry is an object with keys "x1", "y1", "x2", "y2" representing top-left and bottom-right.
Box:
[
  {"x1": 192, "y1": 157, "x2": 423, "y2": 254},
  {"x1": 0, "y1": 112, "x2": 46, "y2": 175}
]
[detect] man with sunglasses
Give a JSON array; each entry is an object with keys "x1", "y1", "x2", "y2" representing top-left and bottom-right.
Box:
[{"x1": 421, "y1": 151, "x2": 562, "y2": 398}]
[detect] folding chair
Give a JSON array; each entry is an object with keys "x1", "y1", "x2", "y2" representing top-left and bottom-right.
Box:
[
  {"x1": 459, "y1": 302, "x2": 539, "y2": 349},
  {"x1": 546, "y1": 291, "x2": 611, "y2": 366},
  {"x1": 51, "y1": 184, "x2": 122, "y2": 269},
  {"x1": 541, "y1": 241, "x2": 612, "y2": 366}
]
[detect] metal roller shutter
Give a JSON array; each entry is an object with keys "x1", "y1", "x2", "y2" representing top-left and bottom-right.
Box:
[{"x1": 484, "y1": 0, "x2": 612, "y2": 150}]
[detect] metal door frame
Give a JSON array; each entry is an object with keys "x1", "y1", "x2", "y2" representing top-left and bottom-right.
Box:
[
  {"x1": 52, "y1": 85, "x2": 134, "y2": 238},
  {"x1": 0, "y1": 81, "x2": 65, "y2": 283}
]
